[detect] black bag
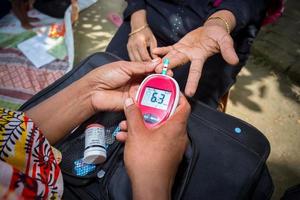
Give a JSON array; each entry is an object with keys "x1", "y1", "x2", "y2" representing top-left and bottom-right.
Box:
[
  {"x1": 281, "y1": 184, "x2": 300, "y2": 200},
  {"x1": 19, "y1": 52, "x2": 274, "y2": 200}
]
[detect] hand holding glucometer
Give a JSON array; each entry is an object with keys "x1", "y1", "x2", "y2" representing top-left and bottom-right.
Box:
[{"x1": 135, "y1": 59, "x2": 180, "y2": 127}]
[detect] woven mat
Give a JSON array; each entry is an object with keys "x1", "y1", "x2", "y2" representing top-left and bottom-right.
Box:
[{"x1": 0, "y1": 48, "x2": 68, "y2": 109}]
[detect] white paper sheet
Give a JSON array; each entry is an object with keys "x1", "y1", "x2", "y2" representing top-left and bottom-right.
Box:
[
  {"x1": 17, "y1": 34, "x2": 62, "y2": 68},
  {"x1": 1, "y1": 0, "x2": 97, "y2": 70}
]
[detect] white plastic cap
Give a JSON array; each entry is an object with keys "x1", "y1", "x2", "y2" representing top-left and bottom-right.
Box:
[{"x1": 83, "y1": 147, "x2": 106, "y2": 164}]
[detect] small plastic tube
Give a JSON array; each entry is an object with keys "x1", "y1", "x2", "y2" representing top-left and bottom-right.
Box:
[
  {"x1": 83, "y1": 124, "x2": 107, "y2": 164},
  {"x1": 161, "y1": 58, "x2": 170, "y2": 75}
]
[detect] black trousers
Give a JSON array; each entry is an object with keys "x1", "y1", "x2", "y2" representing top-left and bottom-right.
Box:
[
  {"x1": 0, "y1": 0, "x2": 70, "y2": 20},
  {"x1": 106, "y1": 21, "x2": 246, "y2": 109},
  {"x1": 0, "y1": 0, "x2": 11, "y2": 19}
]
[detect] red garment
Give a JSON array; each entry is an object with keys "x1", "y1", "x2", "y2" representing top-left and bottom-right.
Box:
[{"x1": 0, "y1": 108, "x2": 63, "y2": 199}]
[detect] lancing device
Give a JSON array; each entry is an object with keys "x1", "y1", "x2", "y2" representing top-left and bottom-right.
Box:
[{"x1": 135, "y1": 58, "x2": 180, "y2": 128}]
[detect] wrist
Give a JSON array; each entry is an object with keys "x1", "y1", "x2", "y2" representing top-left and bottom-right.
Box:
[
  {"x1": 131, "y1": 176, "x2": 172, "y2": 200},
  {"x1": 75, "y1": 78, "x2": 97, "y2": 113},
  {"x1": 204, "y1": 10, "x2": 236, "y2": 33}
]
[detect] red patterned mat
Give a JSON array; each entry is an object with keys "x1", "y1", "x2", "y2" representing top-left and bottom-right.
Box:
[{"x1": 0, "y1": 48, "x2": 68, "y2": 109}]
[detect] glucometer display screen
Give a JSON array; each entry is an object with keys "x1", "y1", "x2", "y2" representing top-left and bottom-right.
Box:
[{"x1": 141, "y1": 87, "x2": 172, "y2": 110}]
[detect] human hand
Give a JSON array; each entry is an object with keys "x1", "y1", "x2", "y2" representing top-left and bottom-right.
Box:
[
  {"x1": 153, "y1": 25, "x2": 239, "y2": 97},
  {"x1": 11, "y1": 0, "x2": 39, "y2": 29},
  {"x1": 25, "y1": 59, "x2": 162, "y2": 144},
  {"x1": 116, "y1": 95, "x2": 190, "y2": 199},
  {"x1": 85, "y1": 59, "x2": 162, "y2": 111},
  {"x1": 128, "y1": 10, "x2": 158, "y2": 61}
]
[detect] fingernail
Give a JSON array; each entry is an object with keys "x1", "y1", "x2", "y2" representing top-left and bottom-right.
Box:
[
  {"x1": 125, "y1": 98, "x2": 134, "y2": 108},
  {"x1": 151, "y1": 57, "x2": 160, "y2": 63}
]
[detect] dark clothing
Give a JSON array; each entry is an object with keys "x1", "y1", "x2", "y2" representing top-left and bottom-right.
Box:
[
  {"x1": 106, "y1": 0, "x2": 268, "y2": 108},
  {"x1": 34, "y1": 0, "x2": 71, "y2": 18},
  {"x1": 0, "y1": 0, "x2": 70, "y2": 20},
  {"x1": 0, "y1": 0, "x2": 11, "y2": 19}
]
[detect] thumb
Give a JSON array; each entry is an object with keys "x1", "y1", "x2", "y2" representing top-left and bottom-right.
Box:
[
  {"x1": 219, "y1": 35, "x2": 239, "y2": 65},
  {"x1": 124, "y1": 98, "x2": 146, "y2": 134}
]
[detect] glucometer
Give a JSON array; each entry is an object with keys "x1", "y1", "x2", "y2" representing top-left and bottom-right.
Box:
[{"x1": 136, "y1": 59, "x2": 180, "y2": 128}]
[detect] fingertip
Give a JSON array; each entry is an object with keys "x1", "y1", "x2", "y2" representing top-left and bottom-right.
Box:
[
  {"x1": 155, "y1": 64, "x2": 163, "y2": 73},
  {"x1": 152, "y1": 47, "x2": 158, "y2": 53},
  {"x1": 232, "y1": 54, "x2": 239, "y2": 65},
  {"x1": 178, "y1": 93, "x2": 191, "y2": 116},
  {"x1": 119, "y1": 121, "x2": 128, "y2": 131},
  {"x1": 225, "y1": 51, "x2": 239, "y2": 66},
  {"x1": 167, "y1": 69, "x2": 173, "y2": 77},
  {"x1": 184, "y1": 87, "x2": 195, "y2": 98},
  {"x1": 116, "y1": 132, "x2": 128, "y2": 142},
  {"x1": 148, "y1": 57, "x2": 161, "y2": 69}
]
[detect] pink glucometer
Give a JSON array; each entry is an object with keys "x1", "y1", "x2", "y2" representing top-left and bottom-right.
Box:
[{"x1": 135, "y1": 59, "x2": 180, "y2": 128}]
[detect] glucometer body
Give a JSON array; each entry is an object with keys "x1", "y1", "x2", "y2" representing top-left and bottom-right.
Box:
[{"x1": 135, "y1": 73, "x2": 180, "y2": 128}]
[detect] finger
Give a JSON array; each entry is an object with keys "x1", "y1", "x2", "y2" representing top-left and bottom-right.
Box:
[
  {"x1": 116, "y1": 132, "x2": 128, "y2": 142},
  {"x1": 121, "y1": 57, "x2": 161, "y2": 76},
  {"x1": 167, "y1": 69, "x2": 173, "y2": 77},
  {"x1": 184, "y1": 58, "x2": 204, "y2": 97},
  {"x1": 124, "y1": 98, "x2": 146, "y2": 134},
  {"x1": 127, "y1": 45, "x2": 135, "y2": 61},
  {"x1": 137, "y1": 42, "x2": 152, "y2": 61},
  {"x1": 149, "y1": 38, "x2": 158, "y2": 59},
  {"x1": 132, "y1": 45, "x2": 142, "y2": 61},
  {"x1": 154, "y1": 51, "x2": 187, "y2": 73},
  {"x1": 152, "y1": 46, "x2": 173, "y2": 56},
  {"x1": 92, "y1": 90, "x2": 124, "y2": 111},
  {"x1": 168, "y1": 51, "x2": 189, "y2": 68},
  {"x1": 219, "y1": 35, "x2": 239, "y2": 65},
  {"x1": 154, "y1": 65, "x2": 173, "y2": 76},
  {"x1": 119, "y1": 120, "x2": 128, "y2": 131}
]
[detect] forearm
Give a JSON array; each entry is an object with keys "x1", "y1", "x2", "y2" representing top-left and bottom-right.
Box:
[
  {"x1": 25, "y1": 78, "x2": 96, "y2": 145},
  {"x1": 124, "y1": 0, "x2": 146, "y2": 21},
  {"x1": 210, "y1": 0, "x2": 268, "y2": 32},
  {"x1": 130, "y1": 9, "x2": 147, "y2": 29}
]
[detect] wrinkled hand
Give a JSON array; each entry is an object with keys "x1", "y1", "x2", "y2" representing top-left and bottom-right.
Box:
[
  {"x1": 117, "y1": 95, "x2": 190, "y2": 199},
  {"x1": 127, "y1": 27, "x2": 158, "y2": 62},
  {"x1": 153, "y1": 25, "x2": 239, "y2": 97},
  {"x1": 11, "y1": 0, "x2": 39, "y2": 29},
  {"x1": 85, "y1": 59, "x2": 161, "y2": 111}
]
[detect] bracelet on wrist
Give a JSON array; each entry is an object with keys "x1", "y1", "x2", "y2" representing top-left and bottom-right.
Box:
[
  {"x1": 206, "y1": 16, "x2": 230, "y2": 34},
  {"x1": 129, "y1": 24, "x2": 149, "y2": 36}
]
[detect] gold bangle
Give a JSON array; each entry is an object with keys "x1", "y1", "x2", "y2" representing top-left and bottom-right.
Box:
[
  {"x1": 129, "y1": 24, "x2": 149, "y2": 36},
  {"x1": 207, "y1": 16, "x2": 230, "y2": 34}
]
